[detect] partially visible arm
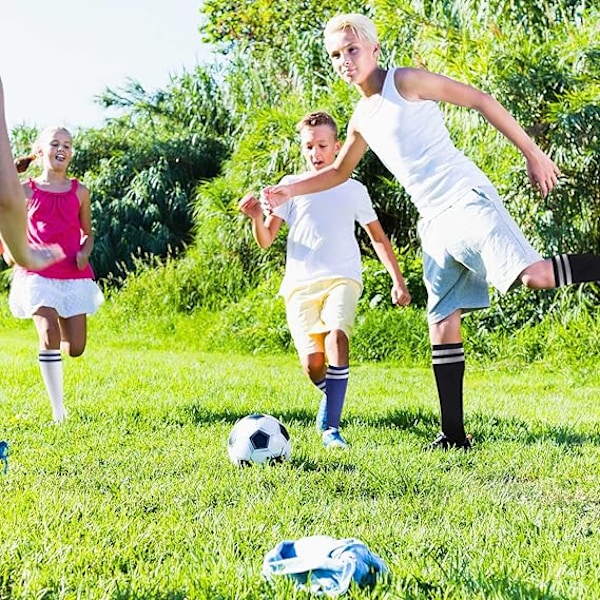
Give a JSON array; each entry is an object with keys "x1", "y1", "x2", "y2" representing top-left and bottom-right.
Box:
[
  {"x1": 76, "y1": 183, "x2": 94, "y2": 270},
  {"x1": 364, "y1": 220, "x2": 411, "y2": 307},
  {"x1": 395, "y1": 67, "x2": 561, "y2": 197},
  {"x1": 0, "y1": 77, "x2": 63, "y2": 269},
  {"x1": 263, "y1": 122, "x2": 368, "y2": 208},
  {"x1": 238, "y1": 192, "x2": 283, "y2": 248}
]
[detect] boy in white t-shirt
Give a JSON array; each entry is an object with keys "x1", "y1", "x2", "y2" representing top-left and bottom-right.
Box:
[
  {"x1": 239, "y1": 111, "x2": 410, "y2": 448},
  {"x1": 263, "y1": 14, "x2": 600, "y2": 451}
]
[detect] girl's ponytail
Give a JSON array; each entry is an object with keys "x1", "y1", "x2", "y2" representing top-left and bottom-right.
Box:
[{"x1": 14, "y1": 153, "x2": 36, "y2": 174}]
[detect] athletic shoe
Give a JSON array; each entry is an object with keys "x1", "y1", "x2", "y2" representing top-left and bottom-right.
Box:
[
  {"x1": 316, "y1": 395, "x2": 327, "y2": 433},
  {"x1": 322, "y1": 428, "x2": 349, "y2": 449},
  {"x1": 428, "y1": 432, "x2": 473, "y2": 451}
]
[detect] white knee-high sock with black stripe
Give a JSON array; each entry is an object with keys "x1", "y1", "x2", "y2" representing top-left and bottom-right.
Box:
[
  {"x1": 552, "y1": 254, "x2": 600, "y2": 287},
  {"x1": 39, "y1": 350, "x2": 66, "y2": 423},
  {"x1": 432, "y1": 343, "x2": 466, "y2": 443}
]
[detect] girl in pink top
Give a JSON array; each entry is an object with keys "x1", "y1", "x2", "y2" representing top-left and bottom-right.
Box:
[{"x1": 6, "y1": 126, "x2": 104, "y2": 423}]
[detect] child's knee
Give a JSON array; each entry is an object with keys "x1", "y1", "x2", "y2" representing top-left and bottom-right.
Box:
[{"x1": 520, "y1": 260, "x2": 554, "y2": 289}]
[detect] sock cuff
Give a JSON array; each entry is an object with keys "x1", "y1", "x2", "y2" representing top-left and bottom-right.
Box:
[
  {"x1": 315, "y1": 377, "x2": 327, "y2": 392},
  {"x1": 552, "y1": 254, "x2": 573, "y2": 287},
  {"x1": 552, "y1": 253, "x2": 600, "y2": 286},
  {"x1": 432, "y1": 343, "x2": 464, "y2": 365},
  {"x1": 39, "y1": 350, "x2": 61, "y2": 362},
  {"x1": 326, "y1": 365, "x2": 349, "y2": 379}
]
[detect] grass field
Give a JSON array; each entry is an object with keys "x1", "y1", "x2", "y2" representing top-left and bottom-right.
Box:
[{"x1": 1, "y1": 308, "x2": 599, "y2": 599}]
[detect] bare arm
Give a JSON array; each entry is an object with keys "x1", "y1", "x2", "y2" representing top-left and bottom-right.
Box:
[
  {"x1": 395, "y1": 68, "x2": 561, "y2": 197},
  {"x1": 364, "y1": 220, "x2": 411, "y2": 306},
  {"x1": 76, "y1": 183, "x2": 94, "y2": 269},
  {"x1": 238, "y1": 192, "x2": 283, "y2": 248},
  {"x1": 0, "y1": 77, "x2": 64, "y2": 269},
  {"x1": 263, "y1": 124, "x2": 368, "y2": 208}
]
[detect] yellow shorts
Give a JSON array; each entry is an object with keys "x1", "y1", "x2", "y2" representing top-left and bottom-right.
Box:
[{"x1": 284, "y1": 277, "x2": 362, "y2": 355}]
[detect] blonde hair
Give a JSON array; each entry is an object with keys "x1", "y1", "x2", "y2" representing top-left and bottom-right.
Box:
[
  {"x1": 33, "y1": 125, "x2": 72, "y2": 153},
  {"x1": 324, "y1": 13, "x2": 379, "y2": 45},
  {"x1": 295, "y1": 111, "x2": 338, "y2": 138},
  {"x1": 16, "y1": 126, "x2": 73, "y2": 173}
]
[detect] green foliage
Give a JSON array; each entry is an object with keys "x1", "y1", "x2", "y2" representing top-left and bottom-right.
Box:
[
  {"x1": 74, "y1": 124, "x2": 227, "y2": 281},
  {"x1": 191, "y1": 0, "x2": 600, "y2": 330}
]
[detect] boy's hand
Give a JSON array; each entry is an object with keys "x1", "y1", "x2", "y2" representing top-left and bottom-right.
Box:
[
  {"x1": 526, "y1": 149, "x2": 561, "y2": 198},
  {"x1": 391, "y1": 282, "x2": 411, "y2": 307},
  {"x1": 261, "y1": 185, "x2": 291, "y2": 209},
  {"x1": 238, "y1": 193, "x2": 263, "y2": 219}
]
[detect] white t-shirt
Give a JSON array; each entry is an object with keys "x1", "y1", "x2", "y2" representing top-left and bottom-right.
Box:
[{"x1": 274, "y1": 174, "x2": 378, "y2": 296}]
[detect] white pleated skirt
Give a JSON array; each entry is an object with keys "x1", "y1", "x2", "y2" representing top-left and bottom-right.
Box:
[{"x1": 9, "y1": 271, "x2": 105, "y2": 319}]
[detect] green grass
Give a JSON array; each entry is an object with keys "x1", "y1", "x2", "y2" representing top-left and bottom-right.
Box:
[{"x1": 0, "y1": 306, "x2": 599, "y2": 599}]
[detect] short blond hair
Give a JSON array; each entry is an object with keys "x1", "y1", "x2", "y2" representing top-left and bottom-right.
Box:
[{"x1": 324, "y1": 13, "x2": 379, "y2": 45}]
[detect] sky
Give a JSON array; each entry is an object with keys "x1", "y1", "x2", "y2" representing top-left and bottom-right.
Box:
[{"x1": 1, "y1": 0, "x2": 216, "y2": 132}]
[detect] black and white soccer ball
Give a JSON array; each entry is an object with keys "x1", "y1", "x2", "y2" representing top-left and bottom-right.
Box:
[{"x1": 227, "y1": 413, "x2": 292, "y2": 466}]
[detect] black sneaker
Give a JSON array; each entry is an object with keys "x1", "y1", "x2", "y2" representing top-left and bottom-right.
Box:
[{"x1": 428, "y1": 432, "x2": 473, "y2": 451}]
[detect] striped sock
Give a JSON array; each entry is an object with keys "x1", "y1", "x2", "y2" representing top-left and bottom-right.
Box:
[
  {"x1": 325, "y1": 365, "x2": 349, "y2": 429},
  {"x1": 314, "y1": 377, "x2": 327, "y2": 394},
  {"x1": 432, "y1": 343, "x2": 466, "y2": 443},
  {"x1": 552, "y1": 254, "x2": 600, "y2": 287},
  {"x1": 38, "y1": 350, "x2": 66, "y2": 423}
]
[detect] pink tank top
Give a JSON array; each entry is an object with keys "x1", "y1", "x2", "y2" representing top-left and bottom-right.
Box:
[{"x1": 23, "y1": 178, "x2": 95, "y2": 279}]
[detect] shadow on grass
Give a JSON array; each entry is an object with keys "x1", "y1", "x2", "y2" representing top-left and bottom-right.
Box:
[
  {"x1": 176, "y1": 403, "x2": 600, "y2": 447},
  {"x1": 400, "y1": 574, "x2": 569, "y2": 600}
]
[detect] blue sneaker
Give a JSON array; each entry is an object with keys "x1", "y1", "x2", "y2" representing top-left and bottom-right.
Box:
[
  {"x1": 322, "y1": 428, "x2": 349, "y2": 449},
  {"x1": 316, "y1": 395, "x2": 327, "y2": 433}
]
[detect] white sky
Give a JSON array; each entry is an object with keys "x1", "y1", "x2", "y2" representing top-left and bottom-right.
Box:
[{"x1": 1, "y1": 0, "x2": 215, "y2": 131}]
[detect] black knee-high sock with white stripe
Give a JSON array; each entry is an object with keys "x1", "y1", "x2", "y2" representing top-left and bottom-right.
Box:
[
  {"x1": 432, "y1": 343, "x2": 466, "y2": 443},
  {"x1": 552, "y1": 254, "x2": 600, "y2": 287}
]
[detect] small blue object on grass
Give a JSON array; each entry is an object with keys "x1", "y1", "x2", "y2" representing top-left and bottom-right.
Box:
[
  {"x1": 0, "y1": 441, "x2": 9, "y2": 474},
  {"x1": 262, "y1": 535, "x2": 388, "y2": 597}
]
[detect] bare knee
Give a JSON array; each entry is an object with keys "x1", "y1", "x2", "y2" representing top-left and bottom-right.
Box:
[
  {"x1": 324, "y1": 329, "x2": 349, "y2": 365},
  {"x1": 302, "y1": 353, "x2": 326, "y2": 382},
  {"x1": 63, "y1": 340, "x2": 86, "y2": 357},
  {"x1": 33, "y1": 313, "x2": 61, "y2": 349},
  {"x1": 429, "y1": 310, "x2": 462, "y2": 345},
  {"x1": 518, "y1": 259, "x2": 555, "y2": 289}
]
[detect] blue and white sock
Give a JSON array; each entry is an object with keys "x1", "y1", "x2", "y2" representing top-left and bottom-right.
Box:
[{"x1": 325, "y1": 365, "x2": 349, "y2": 430}]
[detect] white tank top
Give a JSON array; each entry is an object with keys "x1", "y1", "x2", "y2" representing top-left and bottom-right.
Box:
[{"x1": 352, "y1": 68, "x2": 493, "y2": 219}]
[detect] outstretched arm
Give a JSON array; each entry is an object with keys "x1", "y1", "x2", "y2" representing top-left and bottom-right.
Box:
[
  {"x1": 0, "y1": 76, "x2": 63, "y2": 269},
  {"x1": 395, "y1": 67, "x2": 561, "y2": 197},
  {"x1": 364, "y1": 220, "x2": 411, "y2": 307},
  {"x1": 262, "y1": 124, "x2": 368, "y2": 208}
]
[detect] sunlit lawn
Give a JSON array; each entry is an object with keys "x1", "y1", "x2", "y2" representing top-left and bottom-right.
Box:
[{"x1": 0, "y1": 311, "x2": 599, "y2": 599}]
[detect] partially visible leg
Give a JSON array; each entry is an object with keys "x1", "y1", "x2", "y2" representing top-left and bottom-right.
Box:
[
  {"x1": 429, "y1": 309, "x2": 469, "y2": 448},
  {"x1": 300, "y1": 349, "x2": 328, "y2": 432},
  {"x1": 319, "y1": 280, "x2": 360, "y2": 449},
  {"x1": 58, "y1": 314, "x2": 87, "y2": 357},
  {"x1": 323, "y1": 329, "x2": 350, "y2": 430},
  {"x1": 33, "y1": 307, "x2": 66, "y2": 423},
  {"x1": 520, "y1": 255, "x2": 600, "y2": 289}
]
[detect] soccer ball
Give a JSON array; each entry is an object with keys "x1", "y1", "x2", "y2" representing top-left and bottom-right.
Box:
[{"x1": 227, "y1": 413, "x2": 292, "y2": 466}]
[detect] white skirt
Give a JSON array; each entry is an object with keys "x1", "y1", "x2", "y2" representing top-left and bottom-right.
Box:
[{"x1": 9, "y1": 271, "x2": 105, "y2": 319}]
